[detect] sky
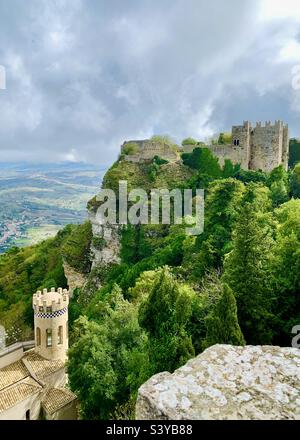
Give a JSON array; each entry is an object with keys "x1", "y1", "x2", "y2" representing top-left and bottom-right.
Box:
[{"x1": 1, "y1": 0, "x2": 300, "y2": 165}]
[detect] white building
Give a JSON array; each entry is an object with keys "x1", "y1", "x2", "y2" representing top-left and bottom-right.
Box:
[{"x1": 0, "y1": 288, "x2": 77, "y2": 420}]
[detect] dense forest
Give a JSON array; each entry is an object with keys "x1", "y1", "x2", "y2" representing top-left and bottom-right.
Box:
[{"x1": 0, "y1": 142, "x2": 300, "y2": 419}]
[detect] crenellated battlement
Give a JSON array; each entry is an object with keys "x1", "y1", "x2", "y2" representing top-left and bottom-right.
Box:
[
  {"x1": 33, "y1": 287, "x2": 69, "y2": 313},
  {"x1": 254, "y1": 120, "x2": 288, "y2": 129}
]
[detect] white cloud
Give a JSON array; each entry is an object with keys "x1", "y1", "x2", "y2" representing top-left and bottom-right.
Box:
[
  {"x1": 277, "y1": 40, "x2": 300, "y2": 62},
  {"x1": 60, "y1": 148, "x2": 82, "y2": 162},
  {"x1": 260, "y1": 0, "x2": 300, "y2": 20},
  {"x1": 1, "y1": 0, "x2": 300, "y2": 164}
]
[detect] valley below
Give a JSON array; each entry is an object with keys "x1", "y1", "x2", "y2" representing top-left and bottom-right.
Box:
[{"x1": 0, "y1": 162, "x2": 105, "y2": 253}]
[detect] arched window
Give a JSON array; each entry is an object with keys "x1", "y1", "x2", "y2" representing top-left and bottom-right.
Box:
[
  {"x1": 58, "y1": 326, "x2": 63, "y2": 345},
  {"x1": 26, "y1": 409, "x2": 30, "y2": 420},
  {"x1": 234, "y1": 139, "x2": 240, "y2": 146},
  {"x1": 46, "y1": 329, "x2": 52, "y2": 347},
  {"x1": 36, "y1": 327, "x2": 41, "y2": 346}
]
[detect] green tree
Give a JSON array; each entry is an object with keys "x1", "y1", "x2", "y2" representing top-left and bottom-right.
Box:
[
  {"x1": 289, "y1": 138, "x2": 300, "y2": 169},
  {"x1": 268, "y1": 165, "x2": 288, "y2": 186},
  {"x1": 151, "y1": 135, "x2": 177, "y2": 147},
  {"x1": 122, "y1": 142, "x2": 139, "y2": 156},
  {"x1": 270, "y1": 180, "x2": 289, "y2": 207},
  {"x1": 290, "y1": 163, "x2": 300, "y2": 198},
  {"x1": 222, "y1": 184, "x2": 275, "y2": 344},
  {"x1": 271, "y1": 200, "x2": 300, "y2": 345},
  {"x1": 62, "y1": 221, "x2": 93, "y2": 273},
  {"x1": 222, "y1": 159, "x2": 240, "y2": 178},
  {"x1": 138, "y1": 267, "x2": 195, "y2": 373},
  {"x1": 182, "y1": 137, "x2": 197, "y2": 146},
  {"x1": 203, "y1": 283, "x2": 245, "y2": 349},
  {"x1": 191, "y1": 178, "x2": 245, "y2": 277},
  {"x1": 218, "y1": 132, "x2": 232, "y2": 145},
  {"x1": 182, "y1": 147, "x2": 222, "y2": 177},
  {"x1": 68, "y1": 285, "x2": 149, "y2": 419}
]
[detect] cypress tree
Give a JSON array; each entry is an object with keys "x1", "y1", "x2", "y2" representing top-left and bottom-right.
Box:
[
  {"x1": 222, "y1": 185, "x2": 275, "y2": 344},
  {"x1": 203, "y1": 283, "x2": 245, "y2": 349}
]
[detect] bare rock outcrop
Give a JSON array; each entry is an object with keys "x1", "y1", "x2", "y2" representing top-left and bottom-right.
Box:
[
  {"x1": 63, "y1": 261, "x2": 87, "y2": 294},
  {"x1": 88, "y1": 209, "x2": 121, "y2": 269},
  {"x1": 136, "y1": 344, "x2": 300, "y2": 420}
]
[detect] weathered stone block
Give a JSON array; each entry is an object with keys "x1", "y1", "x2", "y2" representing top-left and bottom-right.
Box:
[{"x1": 136, "y1": 345, "x2": 300, "y2": 420}]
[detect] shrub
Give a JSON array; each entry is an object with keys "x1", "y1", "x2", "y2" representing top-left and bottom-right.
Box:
[
  {"x1": 122, "y1": 142, "x2": 139, "y2": 156},
  {"x1": 182, "y1": 137, "x2": 197, "y2": 146},
  {"x1": 62, "y1": 221, "x2": 93, "y2": 273},
  {"x1": 92, "y1": 236, "x2": 107, "y2": 251},
  {"x1": 218, "y1": 132, "x2": 232, "y2": 145}
]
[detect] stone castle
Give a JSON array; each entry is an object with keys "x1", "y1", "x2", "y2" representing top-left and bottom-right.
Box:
[{"x1": 122, "y1": 120, "x2": 289, "y2": 172}]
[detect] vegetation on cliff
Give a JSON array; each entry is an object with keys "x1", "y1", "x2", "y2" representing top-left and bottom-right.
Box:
[
  {"x1": 1, "y1": 145, "x2": 300, "y2": 419},
  {"x1": 0, "y1": 228, "x2": 70, "y2": 343},
  {"x1": 66, "y1": 150, "x2": 300, "y2": 419}
]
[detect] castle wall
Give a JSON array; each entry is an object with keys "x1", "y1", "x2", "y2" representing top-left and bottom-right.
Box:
[
  {"x1": 205, "y1": 145, "x2": 239, "y2": 167},
  {"x1": 122, "y1": 140, "x2": 179, "y2": 163}
]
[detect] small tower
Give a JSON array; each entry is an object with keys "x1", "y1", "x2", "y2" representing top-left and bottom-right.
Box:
[
  {"x1": 32, "y1": 288, "x2": 69, "y2": 363},
  {"x1": 231, "y1": 121, "x2": 251, "y2": 170}
]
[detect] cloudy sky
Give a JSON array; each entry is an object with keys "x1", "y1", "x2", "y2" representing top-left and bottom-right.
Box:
[{"x1": 1, "y1": 0, "x2": 300, "y2": 165}]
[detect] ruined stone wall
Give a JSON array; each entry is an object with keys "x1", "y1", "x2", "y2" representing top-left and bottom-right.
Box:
[
  {"x1": 122, "y1": 140, "x2": 179, "y2": 163},
  {"x1": 182, "y1": 144, "x2": 197, "y2": 154}
]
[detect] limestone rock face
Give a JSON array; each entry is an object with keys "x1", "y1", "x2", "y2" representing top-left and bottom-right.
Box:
[
  {"x1": 136, "y1": 345, "x2": 300, "y2": 420},
  {"x1": 63, "y1": 261, "x2": 87, "y2": 294},
  {"x1": 88, "y1": 210, "x2": 121, "y2": 269}
]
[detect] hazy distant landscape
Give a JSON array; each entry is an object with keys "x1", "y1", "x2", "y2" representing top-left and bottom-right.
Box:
[{"x1": 0, "y1": 162, "x2": 104, "y2": 253}]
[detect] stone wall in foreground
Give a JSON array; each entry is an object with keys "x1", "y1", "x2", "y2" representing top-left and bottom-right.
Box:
[{"x1": 136, "y1": 344, "x2": 300, "y2": 420}]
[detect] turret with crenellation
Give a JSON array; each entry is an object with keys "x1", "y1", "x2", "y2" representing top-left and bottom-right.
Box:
[{"x1": 32, "y1": 288, "x2": 69, "y2": 363}]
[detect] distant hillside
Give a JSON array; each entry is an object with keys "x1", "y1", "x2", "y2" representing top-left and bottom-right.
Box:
[{"x1": 0, "y1": 162, "x2": 105, "y2": 253}]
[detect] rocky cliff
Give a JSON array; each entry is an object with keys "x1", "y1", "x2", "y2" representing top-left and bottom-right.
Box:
[
  {"x1": 84, "y1": 155, "x2": 196, "y2": 284},
  {"x1": 136, "y1": 344, "x2": 300, "y2": 420}
]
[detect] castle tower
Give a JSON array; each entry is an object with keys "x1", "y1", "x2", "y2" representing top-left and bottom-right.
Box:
[
  {"x1": 250, "y1": 121, "x2": 288, "y2": 172},
  {"x1": 231, "y1": 121, "x2": 251, "y2": 169},
  {"x1": 32, "y1": 288, "x2": 69, "y2": 363}
]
